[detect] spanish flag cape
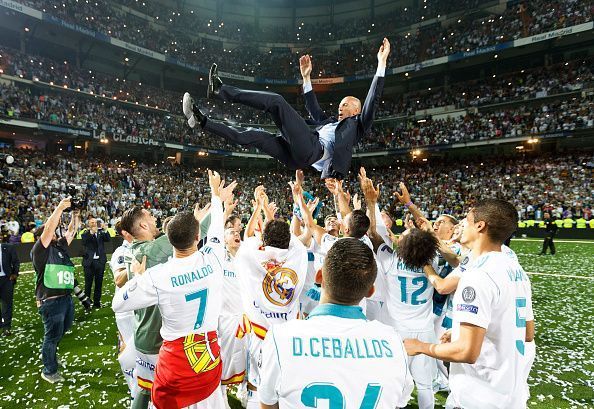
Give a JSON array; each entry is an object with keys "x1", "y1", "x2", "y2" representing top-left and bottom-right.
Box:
[{"x1": 152, "y1": 331, "x2": 221, "y2": 409}]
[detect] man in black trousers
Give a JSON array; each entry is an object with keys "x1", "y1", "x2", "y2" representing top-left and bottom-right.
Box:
[
  {"x1": 81, "y1": 217, "x2": 110, "y2": 308},
  {"x1": 540, "y1": 212, "x2": 558, "y2": 255},
  {"x1": 0, "y1": 238, "x2": 20, "y2": 336},
  {"x1": 183, "y1": 38, "x2": 390, "y2": 180}
]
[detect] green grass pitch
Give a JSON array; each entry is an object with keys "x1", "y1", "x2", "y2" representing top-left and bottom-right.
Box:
[{"x1": 0, "y1": 239, "x2": 592, "y2": 408}]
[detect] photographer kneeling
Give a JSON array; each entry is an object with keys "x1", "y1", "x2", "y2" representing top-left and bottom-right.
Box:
[{"x1": 32, "y1": 197, "x2": 80, "y2": 384}]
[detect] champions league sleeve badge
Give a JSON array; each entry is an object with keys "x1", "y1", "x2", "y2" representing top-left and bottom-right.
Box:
[{"x1": 462, "y1": 286, "x2": 476, "y2": 303}]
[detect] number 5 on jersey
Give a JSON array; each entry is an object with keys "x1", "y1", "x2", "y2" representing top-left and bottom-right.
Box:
[{"x1": 185, "y1": 288, "x2": 208, "y2": 330}]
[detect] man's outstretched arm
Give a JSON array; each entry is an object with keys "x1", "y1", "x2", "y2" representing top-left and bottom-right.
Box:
[
  {"x1": 300, "y1": 54, "x2": 328, "y2": 123},
  {"x1": 360, "y1": 38, "x2": 390, "y2": 133}
]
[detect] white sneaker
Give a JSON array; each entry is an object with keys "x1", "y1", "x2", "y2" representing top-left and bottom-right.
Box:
[
  {"x1": 187, "y1": 115, "x2": 197, "y2": 129},
  {"x1": 41, "y1": 372, "x2": 64, "y2": 384},
  {"x1": 182, "y1": 92, "x2": 194, "y2": 119}
]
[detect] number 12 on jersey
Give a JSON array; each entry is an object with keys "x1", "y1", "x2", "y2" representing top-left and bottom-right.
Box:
[
  {"x1": 397, "y1": 276, "x2": 428, "y2": 305},
  {"x1": 185, "y1": 288, "x2": 208, "y2": 330},
  {"x1": 301, "y1": 382, "x2": 382, "y2": 408}
]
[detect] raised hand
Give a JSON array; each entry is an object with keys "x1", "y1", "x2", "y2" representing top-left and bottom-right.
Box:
[
  {"x1": 377, "y1": 38, "x2": 390, "y2": 67},
  {"x1": 288, "y1": 180, "x2": 303, "y2": 200},
  {"x1": 57, "y1": 197, "x2": 72, "y2": 212},
  {"x1": 295, "y1": 169, "x2": 305, "y2": 187},
  {"x1": 254, "y1": 185, "x2": 265, "y2": 201},
  {"x1": 307, "y1": 197, "x2": 320, "y2": 214},
  {"x1": 219, "y1": 180, "x2": 238, "y2": 203},
  {"x1": 395, "y1": 181, "x2": 412, "y2": 205},
  {"x1": 208, "y1": 169, "x2": 221, "y2": 196},
  {"x1": 224, "y1": 195, "x2": 238, "y2": 214},
  {"x1": 415, "y1": 216, "x2": 434, "y2": 233},
  {"x1": 194, "y1": 202, "x2": 211, "y2": 222},
  {"x1": 352, "y1": 193, "x2": 362, "y2": 211},
  {"x1": 299, "y1": 55, "x2": 312, "y2": 80}
]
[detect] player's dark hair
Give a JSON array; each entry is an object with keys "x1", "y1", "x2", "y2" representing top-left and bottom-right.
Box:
[
  {"x1": 225, "y1": 215, "x2": 240, "y2": 229},
  {"x1": 263, "y1": 219, "x2": 290, "y2": 249},
  {"x1": 346, "y1": 210, "x2": 370, "y2": 239},
  {"x1": 166, "y1": 211, "x2": 200, "y2": 250},
  {"x1": 397, "y1": 229, "x2": 440, "y2": 270},
  {"x1": 114, "y1": 219, "x2": 123, "y2": 236},
  {"x1": 323, "y1": 238, "x2": 377, "y2": 305},
  {"x1": 472, "y1": 199, "x2": 518, "y2": 243},
  {"x1": 120, "y1": 206, "x2": 145, "y2": 237}
]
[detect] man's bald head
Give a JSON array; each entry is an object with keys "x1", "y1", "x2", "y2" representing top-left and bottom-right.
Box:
[{"x1": 338, "y1": 96, "x2": 361, "y2": 120}]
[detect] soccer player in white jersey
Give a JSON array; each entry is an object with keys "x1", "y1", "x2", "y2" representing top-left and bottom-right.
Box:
[
  {"x1": 113, "y1": 170, "x2": 236, "y2": 409},
  {"x1": 404, "y1": 199, "x2": 534, "y2": 409},
  {"x1": 110, "y1": 220, "x2": 138, "y2": 401},
  {"x1": 363, "y1": 177, "x2": 440, "y2": 409},
  {"x1": 237, "y1": 182, "x2": 312, "y2": 409},
  {"x1": 259, "y1": 238, "x2": 413, "y2": 408},
  {"x1": 218, "y1": 226, "x2": 247, "y2": 402}
]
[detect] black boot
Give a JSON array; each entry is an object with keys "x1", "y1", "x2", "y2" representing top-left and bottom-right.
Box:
[{"x1": 207, "y1": 63, "x2": 223, "y2": 99}]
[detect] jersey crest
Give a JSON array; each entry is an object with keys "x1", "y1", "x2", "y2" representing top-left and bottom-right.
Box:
[{"x1": 261, "y1": 259, "x2": 299, "y2": 307}]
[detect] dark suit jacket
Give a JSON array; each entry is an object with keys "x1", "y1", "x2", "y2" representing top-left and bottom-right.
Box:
[
  {"x1": 304, "y1": 75, "x2": 385, "y2": 179},
  {"x1": 81, "y1": 230, "x2": 110, "y2": 267},
  {"x1": 0, "y1": 243, "x2": 20, "y2": 278}
]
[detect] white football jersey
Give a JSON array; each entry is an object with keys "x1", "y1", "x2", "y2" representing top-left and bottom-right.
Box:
[
  {"x1": 448, "y1": 251, "x2": 533, "y2": 409},
  {"x1": 236, "y1": 235, "x2": 310, "y2": 388},
  {"x1": 110, "y1": 241, "x2": 134, "y2": 322},
  {"x1": 112, "y1": 197, "x2": 226, "y2": 341},
  {"x1": 221, "y1": 251, "x2": 243, "y2": 315},
  {"x1": 315, "y1": 233, "x2": 373, "y2": 269},
  {"x1": 110, "y1": 241, "x2": 131, "y2": 278},
  {"x1": 259, "y1": 304, "x2": 413, "y2": 408},
  {"x1": 376, "y1": 244, "x2": 435, "y2": 332},
  {"x1": 237, "y1": 236, "x2": 309, "y2": 330}
]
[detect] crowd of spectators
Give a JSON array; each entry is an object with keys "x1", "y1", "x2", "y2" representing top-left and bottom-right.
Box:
[
  {"x1": 12, "y1": 0, "x2": 593, "y2": 78},
  {"x1": 0, "y1": 148, "x2": 591, "y2": 242}
]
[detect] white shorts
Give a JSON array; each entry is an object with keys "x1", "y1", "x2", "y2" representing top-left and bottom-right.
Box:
[
  {"x1": 136, "y1": 351, "x2": 158, "y2": 392},
  {"x1": 116, "y1": 311, "x2": 136, "y2": 344},
  {"x1": 523, "y1": 341, "x2": 536, "y2": 399},
  {"x1": 246, "y1": 332, "x2": 264, "y2": 387},
  {"x1": 118, "y1": 334, "x2": 138, "y2": 398},
  {"x1": 246, "y1": 389, "x2": 259, "y2": 409},
  {"x1": 219, "y1": 314, "x2": 247, "y2": 385},
  {"x1": 183, "y1": 387, "x2": 226, "y2": 409},
  {"x1": 398, "y1": 329, "x2": 437, "y2": 391}
]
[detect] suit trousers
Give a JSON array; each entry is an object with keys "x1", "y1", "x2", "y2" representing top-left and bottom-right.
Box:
[
  {"x1": 0, "y1": 276, "x2": 15, "y2": 329},
  {"x1": 84, "y1": 260, "x2": 106, "y2": 306},
  {"x1": 205, "y1": 85, "x2": 323, "y2": 168},
  {"x1": 541, "y1": 236, "x2": 556, "y2": 255}
]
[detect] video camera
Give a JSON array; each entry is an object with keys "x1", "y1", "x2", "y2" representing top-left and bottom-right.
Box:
[{"x1": 64, "y1": 184, "x2": 86, "y2": 211}]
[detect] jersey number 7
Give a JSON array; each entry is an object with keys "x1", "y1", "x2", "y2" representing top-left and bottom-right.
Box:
[
  {"x1": 185, "y1": 288, "x2": 208, "y2": 330},
  {"x1": 301, "y1": 382, "x2": 381, "y2": 408}
]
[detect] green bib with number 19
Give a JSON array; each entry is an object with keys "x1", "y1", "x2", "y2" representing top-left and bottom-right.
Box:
[{"x1": 44, "y1": 264, "x2": 76, "y2": 290}]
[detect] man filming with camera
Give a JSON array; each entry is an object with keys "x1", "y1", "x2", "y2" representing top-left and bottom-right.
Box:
[
  {"x1": 81, "y1": 217, "x2": 110, "y2": 308},
  {"x1": 31, "y1": 197, "x2": 81, "y2": 384}
]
